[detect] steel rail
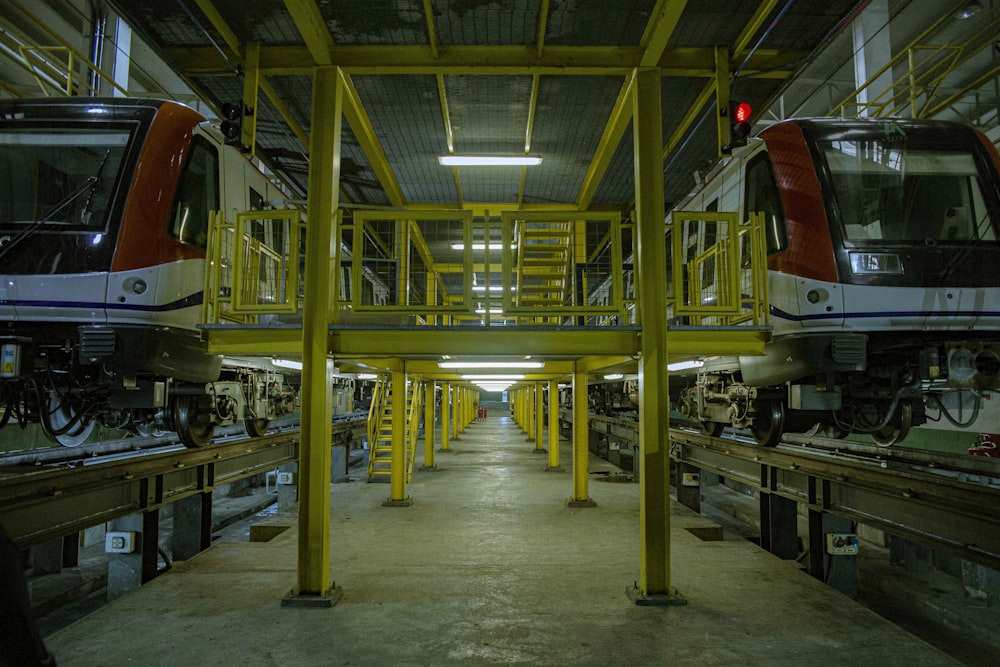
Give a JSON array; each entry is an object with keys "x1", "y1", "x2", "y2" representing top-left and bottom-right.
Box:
[{"x1": 0, "y1": 417, "x2": 366, "y2": 548}]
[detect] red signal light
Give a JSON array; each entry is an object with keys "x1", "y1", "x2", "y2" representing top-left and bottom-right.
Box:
[{"x1": 733, "y1": 102, "x2": 752, "y2": 124}]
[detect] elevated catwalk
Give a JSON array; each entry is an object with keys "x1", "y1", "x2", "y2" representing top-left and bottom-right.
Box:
[{"x1": 47, "y1": 416, "x2": 955, "y2": 665}]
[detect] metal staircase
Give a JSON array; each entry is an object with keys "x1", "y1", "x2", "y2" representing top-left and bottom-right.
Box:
[
  {"x1": 367, "y1": 376, "x2": 423, "y2": 483},
  {"x1": 515, "y1": 220, "x2": 572, "y2": 314}
]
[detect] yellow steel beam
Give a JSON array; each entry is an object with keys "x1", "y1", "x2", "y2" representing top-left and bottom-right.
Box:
[
  {"x1": 165, "y1": 45, "x2": 804, "y2": 77},
  {"x1": 283, "y1": 0, "x2": 334, "y2": 66},
  {"x1": 573, "y1": 355, "x2": 636, "y2": 374},
  {"x1": 661, "y1": 81, "x2": 714, "y2": 160},
  {"x1": 241, "y1": 42, "x2": 260, "y2": 155},
  {"x1": 536, "y1": 0, "x2": 550, "y2": 58},
  {"x1": 639, "y1": 0, "x2": 688, "y2": 67},
  {"x1": 576, "y1": 73, "x2": 633, "y2": 210},
  {"x1": 547, "y1": 379, "x2": 560, "y2": 470},
  {"x1": 440, "y1": 383, "x2": 451, "y2": 450},
  {"x1": 192, "y1": 0, "x2": 241, "y2": 53},
  {"x1": 203, "y1": 323, "x2": 767, "y2": 358},
  {"x1": 294, "y1": 65, "x2": 342, "y2": 602},
  {"x1": 632, "y1": 67, "x2": 677, "y2": 603},
  {"x1": 734, "y1": 0, "x2": 781, "y2": 57},
  {"x1": 423, "y1": 380, "x2": 436, "y2": 468},
  {"x1": 339, "y1": 70, "x2": 407, "y2": 206},
  {"x1": 423, "y1": 0, "x2": 440, "y2": 58},
  {"x1": 570, "y1": 369, "x2": 594, "y2": 506},
  {"x1": 388, "y1": 371, "x2": 409, "y2": 503},
  {"x1": 329, "y1": 327, "x2": 640, "y2": 357},
  {"x1": 715, "y1": 46, "x2": 730, "y2": 158}
]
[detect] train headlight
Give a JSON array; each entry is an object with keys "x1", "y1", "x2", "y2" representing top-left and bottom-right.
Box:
[
  {"x1": 849, "y1": 252, "x2": 902, "y2": 274},
  {"x1": 123, "y1": 278, "x2": 148, "y2": 295}
]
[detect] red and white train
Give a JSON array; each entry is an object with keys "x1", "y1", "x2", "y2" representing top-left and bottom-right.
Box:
[
  {"x1": 673, "y1": 116, "x2": 1000, "y2": 446},
  {"x1": 0, "y1": 97, "x2": 297, "y2": 447}
]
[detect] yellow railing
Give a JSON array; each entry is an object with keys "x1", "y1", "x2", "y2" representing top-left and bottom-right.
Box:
[
  {"x1": 203, "y1": 209, "x2": 303, "y2": 324},
  {"x1": 366, "y1": 375, "x2": 387, "y2": 455},
  {"x1": 667, "y1": 210, "x2": 769, "y2": 327},
  {"x1": 18, "y1": 45, "x2": 127, "y2": 97}
]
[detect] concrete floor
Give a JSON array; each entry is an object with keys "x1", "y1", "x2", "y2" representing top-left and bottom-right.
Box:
[{"x1": 46, "y1": 415, "x2": 957, "y2": 666}]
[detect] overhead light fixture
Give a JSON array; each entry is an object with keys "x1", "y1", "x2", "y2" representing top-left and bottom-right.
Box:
[
  {"x1": 357, "y1": 373, "x2": 379, "y2": 380},
  {"x1": 668, "y1": 360, "x2": 705, "y2": 372},
  {"x1": 472, "y1": 284, "x2": 514, "y2": 292},
  {"x1": 438, "y1": 361, "x2": 544, "y2": 369},
  {"x1": 438, "y1": 155, "x2": 542, "y2": 166},
  {"x1": 954, "y1": 0, "x2": 981, "y2": 18},
  {"x1": 603, "y1": 373, "x2": 624, "y2": 380},
  {"x1": 450, "y1": 242, "x2": 511, "y2": 250},
  {"x1": 272, "y1": 358, "x2": 303, "y2": 371},
  {"x1": 461, "y1": 374, "x2": 525, "y2": 380},
  {"x1": 475, "y1": 308, "x2": 504, "y2": 315}
]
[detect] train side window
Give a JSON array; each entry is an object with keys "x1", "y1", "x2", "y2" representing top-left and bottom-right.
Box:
[
  {"x1": 169, "y1": 138, "x2": 219, "y2": 249},
  {"x1": 744, "y1": 154, "x2": 788, "y2": 254}
]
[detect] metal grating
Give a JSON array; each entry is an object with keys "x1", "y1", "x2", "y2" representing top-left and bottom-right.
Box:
[
  {"x1": 591, "y1": 121, "x2": 634, "y2": 206},
  {"x1": 120, "y1": 1, "x2": 220, "y2": 47},
  {"x1": 319, "y1": 0, "x2": 430, "y2": 46},
  {"x1": 446, "y1": 75, "x2": 532, "y2": 155},
  {"x1": 544, "y1": 0, "x2": 657, "y2": 47},
  {"x1": 354, "y1": 74, "x2": 455, "y2": 203},
  {"x1": 212, "y1": 0, "x2": 305, "y2": 45},
  {"x1": 459, "y1": 168, "x2": 523, "y2": 203},
  {"x1": 431, "y1": 0, "x2": 542, "y2": 47},
  {"x1": 524, "y1": 75, "x2": 623, "y2": 205}
]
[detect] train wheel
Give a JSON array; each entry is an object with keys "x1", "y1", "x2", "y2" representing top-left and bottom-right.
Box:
[
  {"x1": 751, "y1": 399, "x2": 784, "y2": 447},
  {"x1": 244, "y1": 418, "x2": 270, "y2": 438},
  {"x1": 871, "y1": 401, "x2": 912, "y2": 447},
  {"x1": 172, "y1": 396, "x2": 214, "y2": 447},
  {"x1": 701, "y1": 421, "x2": 725, "y2": 437},
  {"x1": 42, "y1": 391, "x2": 95, "y2": 447}
]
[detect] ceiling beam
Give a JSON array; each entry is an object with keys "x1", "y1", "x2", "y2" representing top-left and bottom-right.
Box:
[
  {"x1": 283, "y1": 0, "x2": 334, "y2": 66},
  {"x1": 575, "y1": 0, "x2": 686, "y2": 210},
  {"x1": 165, "y1": 45, "x2": 804, "y2": 77}
]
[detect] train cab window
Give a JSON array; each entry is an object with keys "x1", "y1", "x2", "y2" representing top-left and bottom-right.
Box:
[
  {"x1": 169, "y1": 138, "x2": 219, "y2": 249},
  {"x1": 744, "y1": 154, "x2": 788, "y2": 254}
]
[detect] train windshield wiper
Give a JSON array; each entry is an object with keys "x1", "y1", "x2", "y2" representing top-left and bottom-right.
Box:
[{"x1": 0, "y1": 175, "x2": 99, "y2": 262}]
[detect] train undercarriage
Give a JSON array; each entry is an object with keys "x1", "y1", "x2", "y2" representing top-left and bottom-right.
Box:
[{"x1": 1, "y1": 325, "x2": 298, "y2": 447}]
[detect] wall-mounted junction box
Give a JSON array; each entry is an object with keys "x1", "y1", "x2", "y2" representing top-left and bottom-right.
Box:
[
  {"x1": 105, "y1": 531, "x2": 137, "y2": 554},
  {"x1": 276, "y1": 471, "x2": 295, "y2": 485},
  {"x1": 825, "y1": 532, "x2": 859, "y2": 555},
  {"x1": 681, "y1": 472, "x2": 701, "y2": 487}
]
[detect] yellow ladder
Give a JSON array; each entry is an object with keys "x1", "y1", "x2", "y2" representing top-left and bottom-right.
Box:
[
  {"x1": 367, "y1": 377, "x2": 423, "y2": 483},
  {"x1": 515, "y1": 221, "x2": 572, "y2": 318}
]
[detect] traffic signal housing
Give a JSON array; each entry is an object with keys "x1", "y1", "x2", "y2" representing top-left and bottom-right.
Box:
[
  {"x1": 221, "y1": 101, "x2": 250, "y2": 152},
  {"x1": 728, "y1": 101, "x2": 753, "y2": 150}
]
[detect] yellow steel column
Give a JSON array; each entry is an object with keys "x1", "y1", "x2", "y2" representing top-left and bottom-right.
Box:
[
  {"x1": 514, "y1": 388, "x2": 521, "y2": 429},
  {"x1": 421, "y1": 380, "x2": 437, "y2": 470},
  {"x1": 546, "y1": 379, "x2": 561, "y2": 471},
  {"x1": 534, "y1": 382, "x2": 544, "y2": 452},
  {"x1": 568, "y1": 369, "x2": 595, "y2": 507},
  {"x1": 440, "y1": 383, "x2": 451, "y2": 451},
  {"x1": 452, "y1": 384, "x2": 461, "y2": 440},
  {"x1": 525, "y1": 384, "x2": 534, "y2": 441},
  {"x1": 286, "y1": 66, "x2": 342, "y2": 607},
  {"x1": 629, "y1": 67, "x2": 683, "y2": 605},
  {"x1": 384, "y1": 371, "x2": 411, "y2": 506}
]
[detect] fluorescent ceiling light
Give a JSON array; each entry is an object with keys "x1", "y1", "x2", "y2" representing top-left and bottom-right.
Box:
[
  {"x1": 450, "y1": 242, "x2": 510, "y2": 250},
  {"x1": 603, "y1": 373, "x2": 624, "y2": 380},
  {"x1": 475, "y1": 308, "x2": 504, "y2": 315},
  {"x1": 272, "y1": 358, "x2": 302, "y2": 371},
  {"x1": 439, "y1": 155, "x2": 542, "y2": 166},
  {"x1": 438, "y1": 361, "x2": 544, "y2": 369},
  {"x1": 668, "y1": 360, "x2": 704, "y2": 372},
  {"x1": 461, "y1": 374, "x2": 525, "y2": 380},
  {"x1": 357, "y1": 373, "x2": 379, "y2": 380},
  {"x1": 472, "y1": 284, "x2": 508, "y2": 291}
]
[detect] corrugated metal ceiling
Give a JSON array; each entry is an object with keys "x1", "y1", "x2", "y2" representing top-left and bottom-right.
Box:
[{"x1": 110, "y1": 0, "x2": 868, "y2": 210}]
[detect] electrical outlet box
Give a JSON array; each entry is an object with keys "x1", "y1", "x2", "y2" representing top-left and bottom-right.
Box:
[
  {"x1": 681, "y1": 472, "x2": 700, "y2": 487},
  {"x1": 276, "y1": 471, "x2": 295, "y2": 485},
  {"x1": 825, "y1": 532, "x2": 859, "y2": 555},
  {"x1": 105, "y1": 531, "x2": 136, "y2": 554}
]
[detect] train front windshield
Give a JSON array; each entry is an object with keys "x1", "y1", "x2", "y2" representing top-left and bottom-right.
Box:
[
  {"x1": 0, "y1": 126, "x2": 132, "y2": 274},
  {"x1": 815, "y1": 124, "x2": 999, "y2": 246}
]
